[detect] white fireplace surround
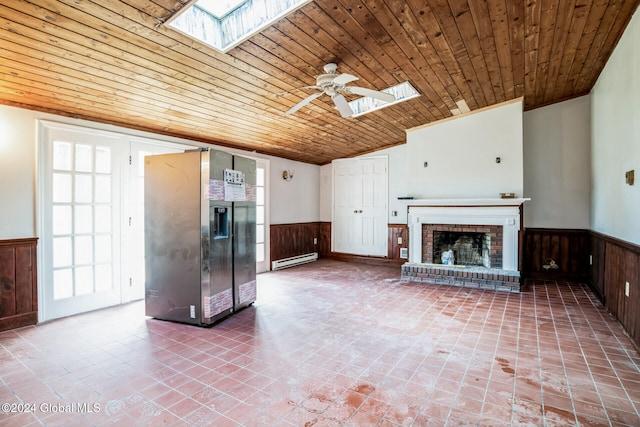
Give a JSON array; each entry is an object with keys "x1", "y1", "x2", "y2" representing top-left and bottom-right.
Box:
[{"x1": 407, "y1": 199, "x2": 530, "y2": 271}]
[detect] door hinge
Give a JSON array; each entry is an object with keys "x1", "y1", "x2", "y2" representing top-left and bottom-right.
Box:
[
  {"x1": 129, "y1": 217, "x2": 132, "y2": 226},
  {"x1": 129, "y1": 155, "x2": 132, "y2": 165},
  {"x1": 129, "y1": 277, "x2": 132, "y2": 287}
]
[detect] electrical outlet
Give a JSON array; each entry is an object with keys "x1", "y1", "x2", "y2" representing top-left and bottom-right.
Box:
[
  {"x1": 313, "y1": 237, "x2": 318, "y2": 245},
  {"x1": 190, "y1": 305, "x2": 196, "y2": 318},
  {"x1": 625, "y1": 282, "x2": 630, "y2": 297},
  {"x1": 397, "y1": 237, "x2": 402, "y2": 245}
]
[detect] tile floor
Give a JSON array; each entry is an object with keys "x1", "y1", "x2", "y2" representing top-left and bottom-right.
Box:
[{"x1": 1, "y1": 259, "x2": 639, "y2": 426}]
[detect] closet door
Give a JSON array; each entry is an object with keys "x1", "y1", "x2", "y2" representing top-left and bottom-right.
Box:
[{"x1": 333, "y1": 157, "x2": 388, "y2": 256}]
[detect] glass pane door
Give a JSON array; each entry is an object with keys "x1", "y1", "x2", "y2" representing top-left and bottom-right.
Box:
[
  {"x1": 255, "y1": 159, "x2": 269, "y2": 273},
  {"x1": 123, "y1": 140, "x2": 187, "y2": 302},
  {"x1": 40, "y1": 123, "x2": 122, "y2": 321}
]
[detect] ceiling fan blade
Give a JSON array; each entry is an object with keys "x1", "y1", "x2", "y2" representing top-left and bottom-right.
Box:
[
  {"x1": 347, "y1": 86, "x2": 396, "y2": 103},
  {"x1": 276, "y1": 85, "x2": 321, "y2": 97},
  {"x1": 332, "y1": 93, "x2": 353, "y2": 118},
  {"x1": 332, "y1": 73, "x2": 359, "y2": 85},
  {"x1": 285, "y1": 92, "x2": 323, "y2": 115}
]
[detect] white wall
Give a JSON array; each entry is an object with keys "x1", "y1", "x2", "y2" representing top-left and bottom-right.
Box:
[
  {"x1": 268, "y1": 156, "x2": 320, "y2": 224},
  {"x1": 591, "y1": 10, "x2": 640, "y2": 245},
  {"x1": 319, "y1": 163, "x2": 332, "y2": 222},
  {"x1": 523, "y1": 96, "x2": 591, "y2": 228},
  {"x1": 406, "y1": 99, "x2": 524, "y2": 199},
  {"x1": 0, "y1": 106, "x2": 38, "y2": 239},
  {"x1": 0, "y1": 104, "x2": 320, "y2": 240}
]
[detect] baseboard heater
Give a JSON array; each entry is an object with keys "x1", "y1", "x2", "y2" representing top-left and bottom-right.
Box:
[{"x1": 272, "y1": 252, "x2": 318, "y2": 270}]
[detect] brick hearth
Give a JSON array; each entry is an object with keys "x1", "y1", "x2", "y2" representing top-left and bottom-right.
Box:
[{"x1": 401, "y1": 263, "x2": 521, "y2": 292}]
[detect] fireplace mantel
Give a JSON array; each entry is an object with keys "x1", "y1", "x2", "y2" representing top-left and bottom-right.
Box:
[
  {"x1": 408, "y1": 198, "x2": 530, "y2": 207},
  {"x1": 407, "y1": 198, "x2": 529, "y2": 271}
]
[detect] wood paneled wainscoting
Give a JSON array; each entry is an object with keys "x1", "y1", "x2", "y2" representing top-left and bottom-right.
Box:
[
  {"x1": 590, "y1": 232, "x2": 640, "y2": 349},
  {"x1": 270, "y1": 223, "x2": 322, "y2": 266},
  {"x1": 387, "y1": 224, "x2": 409, "y2": 262},
  {"x1": 0, "y1": 238, "x2": 38, "y2": 332},
  {"x1": 521, "y1": 228, "x2": 591, "y2": 282},
  {"x1": 270, "y1": 223, "x2": 408, "y2": 267}
]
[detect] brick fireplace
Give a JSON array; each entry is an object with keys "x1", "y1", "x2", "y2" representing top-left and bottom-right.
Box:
[
  {"x1": 401, "y1": 199, "x2": 528, "y2": 292},
  {"x1": 423, "y1": 224, "x2": 503, "y2": 268}
]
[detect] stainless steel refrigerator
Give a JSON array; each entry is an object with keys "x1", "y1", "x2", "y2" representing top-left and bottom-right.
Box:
[{"x1": 144, "y1": 148, "x2": 256, "y2": 326}]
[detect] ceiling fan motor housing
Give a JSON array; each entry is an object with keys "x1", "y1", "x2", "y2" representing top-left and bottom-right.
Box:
[
  {"x1": 323, "y1": 63, "x2": 338, "y2": 73},
  {"x1": 316, "y1": 73, "x2": 340, "y2": 88}
]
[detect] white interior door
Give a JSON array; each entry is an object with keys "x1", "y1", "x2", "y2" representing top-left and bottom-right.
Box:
[
  {"x1": 333, "y1": 157, "x2": 388, "y2": 256},
  {"x1": 39, "y1": 122, "x2": 123, "y2": 321},
  {"x1": 360, "y1": 158, "x2": 388, "y2": 255}
]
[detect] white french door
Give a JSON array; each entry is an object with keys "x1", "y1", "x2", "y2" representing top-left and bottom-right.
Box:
[
  {"x1": 123, "y1": 140, "x2": 187, "y2": 302},
  {"x1": 39, "y1": 122, "x2": 191, "y2": 321},
  {"x1": 333, "y1": 156, "x2": 388, "y2": 256},
  {"x1": 39, "y1": 122, "x2": 123, "y2": 320},
  {"x1": 255, "y1": 159, "x2": 269, "y2": 273}
]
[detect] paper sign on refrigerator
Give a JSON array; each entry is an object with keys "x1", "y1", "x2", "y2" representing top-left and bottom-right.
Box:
[{"x1": 223, "y1": 168, "x2": 246, "y2": 201}]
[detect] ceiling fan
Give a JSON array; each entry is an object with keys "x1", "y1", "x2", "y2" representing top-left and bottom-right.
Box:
[{"x1": 284, "y1": 63, "x2": 396, "y2": 118}]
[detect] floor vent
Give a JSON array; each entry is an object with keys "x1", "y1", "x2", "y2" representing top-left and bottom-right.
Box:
[{"x1": 272, "y1": 252, "x2": 318, "y2": 270}]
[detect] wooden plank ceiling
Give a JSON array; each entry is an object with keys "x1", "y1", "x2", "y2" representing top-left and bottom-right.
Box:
[{"x1": 0, "y1": 0, "x2": 637, "y2": 164}]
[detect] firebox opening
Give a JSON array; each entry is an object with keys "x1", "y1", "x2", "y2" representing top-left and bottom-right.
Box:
[{"x1": 433, "y1": 231, "x2": 491, "y2": 268}]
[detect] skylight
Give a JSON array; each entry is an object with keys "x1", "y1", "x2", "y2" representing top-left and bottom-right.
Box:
[
  {"x1": 197, "y1": 0, "x2": 246, "y2": 19},
  {"x1": 348, "y1": 81, "x2": 421, "y2": 117},
  {"x1": 169, "y1": 0, "x2": 311, "y2": 53}
]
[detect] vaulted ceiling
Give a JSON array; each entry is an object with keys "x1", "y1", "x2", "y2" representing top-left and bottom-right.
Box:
[{"x1": 1, "y1": 1, "x2": 637, "y2": 164}]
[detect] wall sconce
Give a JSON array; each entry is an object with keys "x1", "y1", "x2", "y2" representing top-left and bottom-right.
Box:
[{"x1": 282, "y1": 170, "x2": 294, "y2": 181}]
